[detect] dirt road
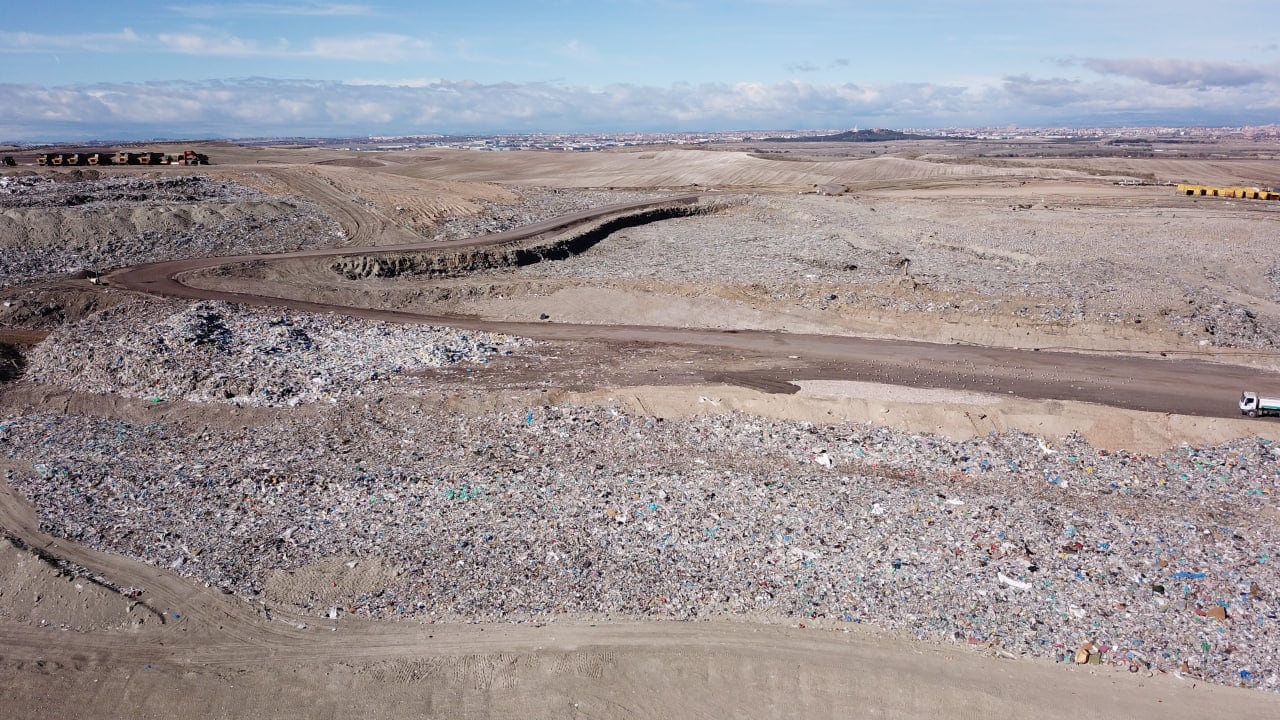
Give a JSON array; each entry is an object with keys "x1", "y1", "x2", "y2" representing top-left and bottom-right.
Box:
[{"x1": 104, "y1": 193, "x2": 1279, "y2": 419}]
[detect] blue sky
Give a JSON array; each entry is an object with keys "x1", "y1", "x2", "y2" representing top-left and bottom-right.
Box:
[{"x1": 1, "y1": 1, "x2": 1277, "y2": 141}]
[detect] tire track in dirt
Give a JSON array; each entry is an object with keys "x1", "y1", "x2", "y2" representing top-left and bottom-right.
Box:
[{"x1": 252, "y1": 166, "x2": 402, "y2": 247}]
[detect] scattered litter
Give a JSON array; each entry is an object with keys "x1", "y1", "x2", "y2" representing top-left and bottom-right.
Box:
[{"x1": 997, "y1": 573, "x2": 1031, "y2": 591}]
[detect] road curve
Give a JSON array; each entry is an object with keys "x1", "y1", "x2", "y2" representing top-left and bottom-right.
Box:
[{"x1": 103, "y1": 192, "x2": 1280, "y2": 419}]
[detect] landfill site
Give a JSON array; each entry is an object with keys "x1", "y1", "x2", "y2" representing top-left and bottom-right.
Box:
[{"x1": 2, "y1": 138, "x2": 1280, "y2": 718}]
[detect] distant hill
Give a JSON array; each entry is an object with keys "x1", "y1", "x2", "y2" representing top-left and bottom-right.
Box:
[{"x1": 763, "y1": 129, "x2": 929, "y2": 143}]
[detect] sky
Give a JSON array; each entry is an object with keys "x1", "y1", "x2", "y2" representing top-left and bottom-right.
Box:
[{"x1": 1, "y1": 1, "x2": 1277, "y2": 141}]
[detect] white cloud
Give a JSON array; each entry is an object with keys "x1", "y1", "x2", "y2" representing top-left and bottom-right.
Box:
[
  {"x1": 167, "y1": 2, "x2": 373, "y2": 18},
  {"x1": 8, "y1": 29, "x2": 436, "y2": 63},
  {"x1": 2, "y1": 28, "x2": 143, "y2": 52},
  {"x1": 347, "y1": 77, "x2": 448, "y2": 88},
  {"x1": 0, "y1": 26, "x2": 428, "y2": 63},
  {"x1": 305, "y1": 34, "x2": 431, "y2": 62},
  {"x1": 1074, "y1": 57, "x2": 1278, "y2": 88},
  {"x1": 2, "y1": 73, "x2": 1277, "y2": 142},
  {"x1": 155, "y1": 32, "x2": 279, "y2": 58},
  {"x1": 556, "y1": 40, "x2": 599, "y2": 63}
]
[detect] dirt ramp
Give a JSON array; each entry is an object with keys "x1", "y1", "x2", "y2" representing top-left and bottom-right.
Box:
[
  {"x1": 264, "y1": 556, "x2": 400, "y2": 616},
  {"x1": 314, "y1": 157, "x2": 386, "y2": 168},
  {"x1": 0, "y1": 538, "x2": 133, "y2": 631},
  {"x1": 330, "y1": 203, "x2": 717, "y2": 279},
  {"x1": 1, "y1": 622, "x2": 1274, "y2": 719},
  {"x1": 0, "y1": 343, "x2": 24, "y2": 382}
]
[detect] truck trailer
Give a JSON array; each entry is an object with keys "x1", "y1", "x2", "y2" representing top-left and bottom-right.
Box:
[{"x1": 1239, "y1": 392, "x2": 1280, "y2": 417}]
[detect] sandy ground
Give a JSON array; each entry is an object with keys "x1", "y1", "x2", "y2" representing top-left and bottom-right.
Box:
[{"x1": 4, "y1": 139, "x2": 1280, "y2": 718}]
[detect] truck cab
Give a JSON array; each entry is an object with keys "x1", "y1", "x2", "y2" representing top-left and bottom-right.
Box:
[
  {"x1": 1241, "y1": 392, "x2": 1259, "y2": 416},
  {"x1": 1240, "y1": 391, "x2": 1280, "y2": 417}
]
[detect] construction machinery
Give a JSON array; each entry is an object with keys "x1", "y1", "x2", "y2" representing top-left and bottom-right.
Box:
[{"x1": 36, "y1": 149, "x2": 209, "y2": 167}]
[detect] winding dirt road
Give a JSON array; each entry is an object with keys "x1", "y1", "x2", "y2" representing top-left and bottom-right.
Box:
[{"x1": 103, "y1": 192, "x2": 1280, "y2": 419}]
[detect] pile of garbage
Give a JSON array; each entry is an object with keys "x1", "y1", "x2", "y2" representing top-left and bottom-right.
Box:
[
  {"x1": 0, "y1": 174, "x2": 343, "y2": 286},
  {"x1": 501, "y1": 193, "x2": 1280, "y2": 350},
  {"x1": 0, "y1": 174, "x2": 269, "y2": 209},
  {"x1": 0, "y1": 175, "x2": 48, "y2": 196},
  {"x1": 3, "y1": 400, "x2": 1276, "y2": 690},
  {"x1": 23, "y1": 300, "x2": 533, "y2": 406},
  {"x1": 1170, "y1": 288, "x2": 1280, "y2": 350}
]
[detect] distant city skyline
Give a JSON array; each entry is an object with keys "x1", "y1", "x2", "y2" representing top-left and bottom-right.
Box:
[{"x1": 2, "y1": 1, "x2": 1278, "y2": 141}]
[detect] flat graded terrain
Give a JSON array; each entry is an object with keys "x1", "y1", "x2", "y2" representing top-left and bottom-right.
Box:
[{"x1": 3, "y1": 138, "x2": 1280, "y2": 719}]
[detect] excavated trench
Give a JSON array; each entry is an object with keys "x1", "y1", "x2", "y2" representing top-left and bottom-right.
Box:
[
  {"x1": 329, "y1": 204, "x2": 719, "y2": 280},
  {"x1": 0, "y1": 342, "x2": 24, "y2": 383}
]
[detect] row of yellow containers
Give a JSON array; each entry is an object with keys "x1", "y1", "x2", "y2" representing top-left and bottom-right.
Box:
[{"x1": 1176, "y1": 184, "x2": 1280, "y2": 200}]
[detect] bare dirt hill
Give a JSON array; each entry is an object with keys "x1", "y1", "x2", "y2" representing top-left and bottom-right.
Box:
[{"x1": 379, "y1": 147, "x2": 1091, "y2": 190}]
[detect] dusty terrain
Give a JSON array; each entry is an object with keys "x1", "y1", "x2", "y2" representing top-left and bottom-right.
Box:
[{"x1": 3, "y1": 138, "x2": 1280, "y2": 718}]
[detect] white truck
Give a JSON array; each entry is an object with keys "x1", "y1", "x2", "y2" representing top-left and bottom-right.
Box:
[{"x1": 1239, "y1": 392, "x2": 1280, "y2": 417}]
